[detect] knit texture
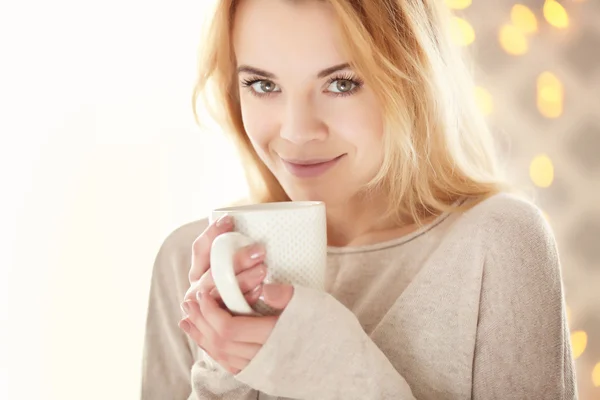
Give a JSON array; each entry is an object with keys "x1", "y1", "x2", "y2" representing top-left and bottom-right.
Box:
[{"x1": 141, "y1": 193, "x2": 577, "y2": 400}]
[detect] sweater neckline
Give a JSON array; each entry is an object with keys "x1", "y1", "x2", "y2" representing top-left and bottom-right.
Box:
[{"x1": 326, "y1": 206, "x2": 454, "y2": 255}]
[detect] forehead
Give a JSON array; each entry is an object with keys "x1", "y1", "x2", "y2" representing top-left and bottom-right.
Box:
[{"x1": 232, "y1": 0, "x2": 348, "y2": 74}]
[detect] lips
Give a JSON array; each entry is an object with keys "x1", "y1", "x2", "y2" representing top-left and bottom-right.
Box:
[{"x1": 281, "y1": 154, "x2": 345, "y2": 178}]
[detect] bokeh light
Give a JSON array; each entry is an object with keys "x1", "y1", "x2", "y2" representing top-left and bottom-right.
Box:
[
  {"x1": 474, "y1": 86, "x2": 494, "y2": 116},
  {"x1": 537, "y1": 72, "x2": 564, "y2": 118},
  {"x1": 543, "y1": 0, "x2": 570, "y2": 28},
  {"x1": 451, "y1": 17, "x2": 475, "y2": 46},
  {"x1": 445, "y1": 0, "x2": 472, "y2": 10},
  {"x1": 593, "y1": 363, "x2": 600, "y2": 387},
  {"x1": 499, "y1": 24, "x2": 529, "y2": 55},
  {"x1": 511, "y1": 4, "x2": 538, "y2": 34},
  {"x1": 529, "y1": 154, "x2": 554, "y2": 188},
  {"x1": 571, "y1": 331, "x2": 588, "y2": 359}
]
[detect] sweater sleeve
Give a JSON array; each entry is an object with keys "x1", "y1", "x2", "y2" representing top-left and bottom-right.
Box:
[
  {"x1": 142, "y1": 221, "x2": 258, "y2": 400},
  {"x1": 471, "y1": 204, "x2": 578, "y2": 399},
  {"x1": 234, "y1": 285, "x2": 417, "y2": 399}
]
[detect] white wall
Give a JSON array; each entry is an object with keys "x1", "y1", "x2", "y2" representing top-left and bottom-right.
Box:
[{"x1": 0, "y1": 1, "x2": 247, "y2": 398}]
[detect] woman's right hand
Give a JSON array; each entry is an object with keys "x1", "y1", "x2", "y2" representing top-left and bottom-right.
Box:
[{"x1": 182, "y1": 215, "x2": 267, "y2": 308}]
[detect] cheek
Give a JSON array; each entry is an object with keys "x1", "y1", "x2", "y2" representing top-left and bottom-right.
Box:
[
  {"x1": 327, "y1": 96, "x2": 384, "y2": 154},
  {"x1": 240, "y1": 97, "x2": 280, "y2": 157}
]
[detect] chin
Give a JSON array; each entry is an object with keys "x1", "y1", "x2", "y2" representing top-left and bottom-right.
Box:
[{"x1": 281, "y1": 182, "x2": 353, "y2": 206}]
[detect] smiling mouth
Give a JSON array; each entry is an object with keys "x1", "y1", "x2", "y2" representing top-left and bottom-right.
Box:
[{"x1": 281, "y1": 154, "x2": 346, "y2": 178}]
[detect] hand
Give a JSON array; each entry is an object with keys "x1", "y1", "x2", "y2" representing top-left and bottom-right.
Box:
[
  {"x1": 183, "y1": 215, "x2": 267, "y2": 306},
  {"x1": 180, "y1": 283, "x2": 294, "y2": 374}
]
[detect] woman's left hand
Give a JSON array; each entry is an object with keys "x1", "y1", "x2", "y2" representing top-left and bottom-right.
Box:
[{"x1": 179, "y1": 283, "x2": 294, "y2": 375}]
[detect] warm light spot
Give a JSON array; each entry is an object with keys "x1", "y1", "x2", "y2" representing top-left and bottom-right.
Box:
[
  {"x1": 537, "y1": 101, "x2": 563, "y2": 118},
  {"x1": 593, "y1": 363, "x2": 600, "y2": 387},
  {"x1": 529, "y1": 154, "x2": 554, "y2": 188},
  {"x1": 475, "y1": 86, "x2": 494, "y2": 116},
  {"x1": 445, "y1": 0, "x2": 472, "y2": 10},
  {"x1": 542, "y1": 211, "x2": 551, "y2": 223},
  {"x1": 450, "y1": 17, "x2": 475, "y2": 46},
  {"x1": 538, "y1": 71, "x2": 562, "y2": 88},
  {"x1": 571, "y1": 331, "x2": 587, "y2": 359},
  {"x1": 511, "y1": 4, "x2": 538, "y2": 34},
  {"x1": 537, "y1": 72, "x2": 564, "y2": 118},
  {"x1": 543, "y1": 0, "x2": 570, "y2": 29},
  {"x1": 499, "y1": 24, "x2": 528, "y2": 55}
]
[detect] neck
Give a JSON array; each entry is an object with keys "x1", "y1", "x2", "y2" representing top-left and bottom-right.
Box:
[{"x1": 325, "y1": 193, "x2": 419, "y2": 247}]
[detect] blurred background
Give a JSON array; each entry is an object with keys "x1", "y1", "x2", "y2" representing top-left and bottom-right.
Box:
[{"x1": 0, "y1": 0, "x2": 597, "y2": 399}]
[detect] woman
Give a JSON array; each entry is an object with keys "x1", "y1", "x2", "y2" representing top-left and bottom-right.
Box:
[{"x1": 142, "y1": 0, "x2": 577, "y2": 399}]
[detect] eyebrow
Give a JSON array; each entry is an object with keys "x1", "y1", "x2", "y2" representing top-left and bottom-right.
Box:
[{"x1": 237, "y1": 62, "x2": 351, "y2": 79}]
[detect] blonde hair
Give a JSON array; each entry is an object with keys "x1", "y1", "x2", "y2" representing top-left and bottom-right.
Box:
[{"x1": 193, "y1": 0, "x2": 511, "y2": 224}]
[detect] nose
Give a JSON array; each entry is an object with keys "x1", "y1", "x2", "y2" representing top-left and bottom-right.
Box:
[{"x1": 279, "y1": 96, "x2": 327, "y2": 145}]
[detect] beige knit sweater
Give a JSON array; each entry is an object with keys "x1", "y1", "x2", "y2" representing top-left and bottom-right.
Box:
[{"x1": 141, "y1": 193, "x2": 577, "y2": 399}]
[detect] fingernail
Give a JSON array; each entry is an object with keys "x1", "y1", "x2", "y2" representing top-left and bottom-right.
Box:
[
  {"x1": 196, "y1": 291, "x2": 202, "y2": 301},
  {"x1": 251, "y1": 266, "x2": 266, "y2": 279},
  {"x1": 260, "y1": 284, "x2": 280, "y2": 302},
  {"x1": 181, "y1": 302, "x2": 190, "y2": 313},
  {"x1": 248, "y1": 284, "x2": 263, "y2": 299},
  {"x1": 216, "y1": 215, "x2": 232, "y2": 228},
  {"x1": 248, "y1": 244, "x2": 265, "y2": 260},
  {"x1": 179, "y1": 320, "x2": 191, "y2": 333}
]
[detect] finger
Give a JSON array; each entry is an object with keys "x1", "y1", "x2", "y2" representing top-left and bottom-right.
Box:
[
  {"x1": 179, "y1": 318, "x2": 204, "y2": 349},
  {"x1": 182, "y1": 299, "x2": 218, "y2": 343},
  {"x1": 180, "y1": 316, "x2": 231, "y2": 368},
  {"x1": 260, "y1": 284, "x2": 295, "y2": 310},
  {"x1": 199, "y1": 292, "x2": 277, "y2": 344},
  {"x1": 233, "y1": 243, "x2": 266, "y2": 272},
  {"x1": 189, "y1": 215, "x2": 234, "y2": 283},
  {"x1": 182, "y1": 300, "x2": 229, "y2": 362},
  {"x1": 208, "y1": 264, "x2": 266, "y2": 299},
  {"x1": 183, "y1": 277, "x2": 207, "y2": 303},
  {"x1": 183, "y1": 299, "x2": 261, "y2": 360},
  {"x1": 199, "y1": 244, "x2": 265, "y2": 297},
  {"x1": 245, "y1": 284, "x2": 263, "y2": 305},
  {"x1": 212, "y1": 284, "x2": 262, "y2": 308},
  {"x1": 226, "y1": 355, "x2": 249, "y2": 374},
  {"x1": 217, "y1": 337, "x2": 261, "y2": 361}
]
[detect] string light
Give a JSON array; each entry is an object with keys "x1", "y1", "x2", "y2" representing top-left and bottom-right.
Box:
[
  {"x1": 450, "y1": 17, "x2": 475, "y2": 46},
  {"x1": 474, "y1": 86, "x2": 493, "y2": 116},
  {"x1": 499, "y1": 24, "x2": 529, "y2": 55},
  {"x1": 571, "y1": 331, "x2": 588, "y2": 359},
  {"x1": 511, "y1": 4, "x2": 538, "y2": 34},
  {"x1": 543, "y1": 0, "x2": 570, "y2": 29},
  {"x1": 529, "y1": 154, "x2": 554, "y2": 188},
  {"x1": 537, "y1": 72, "x2": 564, "y2": 118}
]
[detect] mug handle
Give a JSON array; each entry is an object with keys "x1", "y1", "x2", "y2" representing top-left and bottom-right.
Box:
[{"x1": 210, "y1": 232, "x2": 259, "y2": 316}]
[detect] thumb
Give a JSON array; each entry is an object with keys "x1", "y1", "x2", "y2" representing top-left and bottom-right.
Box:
[{"x1": 260, "y1": 284, "x2": 294, "y2": 310}]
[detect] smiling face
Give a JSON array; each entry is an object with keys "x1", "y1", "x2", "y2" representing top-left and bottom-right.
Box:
[{"x1": 232, "y1": 0, "x2": 385, "y2": 205}]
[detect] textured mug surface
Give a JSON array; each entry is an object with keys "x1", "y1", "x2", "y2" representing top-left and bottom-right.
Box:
[{"x1": 210, "y1": 201, "x2": 327, "y2": 315}]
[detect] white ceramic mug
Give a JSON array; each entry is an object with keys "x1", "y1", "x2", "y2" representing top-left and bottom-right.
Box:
[{"x1": 209, "y1": 201, "x2": 327, "y2": 316}]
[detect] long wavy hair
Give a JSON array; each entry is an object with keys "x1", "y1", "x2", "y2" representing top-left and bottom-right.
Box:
[{"x1": 193, "y1": 0, "x2": 511, "y2": 224}]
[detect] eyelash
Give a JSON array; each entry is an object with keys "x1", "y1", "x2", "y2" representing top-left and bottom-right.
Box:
[{"x1": 240, "y1": 73, "x2": 364, "y2": 98}]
